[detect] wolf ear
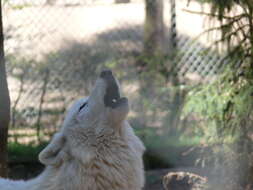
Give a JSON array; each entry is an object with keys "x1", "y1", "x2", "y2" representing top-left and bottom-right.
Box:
[{"x1": 39, "y1": 133, "x2": 68, "y2": 166}]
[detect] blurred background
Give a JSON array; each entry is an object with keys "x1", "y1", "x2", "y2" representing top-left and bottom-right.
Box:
[{"x1": 1, "y1": 0, "x2": 253, "y2": 189}]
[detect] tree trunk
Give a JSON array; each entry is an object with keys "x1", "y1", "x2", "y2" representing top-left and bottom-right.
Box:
[
  {"x1": 0, "y1": 0, "x2": 10, "y2": 178},
  {"x1": 115, "y1": 0, "x2": 130, "y2": 4},
  {"x1": 46, "y1": 0, "x2": 57, "y2": 5},
  {"x1": 143, "y1": 0, "x2": 164, "y2": 57}
]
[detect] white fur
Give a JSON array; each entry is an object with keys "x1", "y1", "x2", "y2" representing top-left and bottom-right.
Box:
[{"x1": 0, "y1": 77, "x2": 145, "y2": 190}]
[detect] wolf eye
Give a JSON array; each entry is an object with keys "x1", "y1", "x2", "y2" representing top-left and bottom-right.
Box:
[{"x1": 79, "y1": 102, "x2": 87, "y2": 112}]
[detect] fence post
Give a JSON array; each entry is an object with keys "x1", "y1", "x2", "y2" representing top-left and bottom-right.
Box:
[
  {"x1": 166, "y1": 0, "x2": 186, "y2": 137},
  {"x1": 170, "y1": 0, "x2": 177, "y2": 51}
]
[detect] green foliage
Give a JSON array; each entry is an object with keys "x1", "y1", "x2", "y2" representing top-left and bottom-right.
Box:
[
  {"x1": 8, "y1": 142, "x2": 48, "y2": 162},
  {"x1": 186, "y1": 0, "x2": 253, "y2": 186},
  {"x1": 184, "y1": 64, "x2": 253, "y2": 141},
  {"x1": 183, "y1": 63, "x2": 253, "y2": 187}
]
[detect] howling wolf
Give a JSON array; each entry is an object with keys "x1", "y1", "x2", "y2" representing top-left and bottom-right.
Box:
[{"x1": 0, "y1": 70, "x2": 145, "y2": 190}]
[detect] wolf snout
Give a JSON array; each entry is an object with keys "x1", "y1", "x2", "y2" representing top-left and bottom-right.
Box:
[
  {"x1": 100, "y1": 69, "x2": 113, "y2": 78},
  {"x1": 100, "y1": 70, "x2": 123, "y2": 108}
]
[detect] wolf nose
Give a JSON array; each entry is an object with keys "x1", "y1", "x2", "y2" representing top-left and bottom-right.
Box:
[{"x1": 100, "y1": 70, "x2": 112, "y2": 78}]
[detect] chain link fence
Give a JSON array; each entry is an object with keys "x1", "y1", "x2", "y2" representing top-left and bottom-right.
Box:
[{"x1": 3, "y1": 0, "x2": 226, "y2": 143}]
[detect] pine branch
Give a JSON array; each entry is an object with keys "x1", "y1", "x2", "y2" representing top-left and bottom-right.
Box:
[{"x1": 182, "y1": 9, "x2": 246, "y2": 20}]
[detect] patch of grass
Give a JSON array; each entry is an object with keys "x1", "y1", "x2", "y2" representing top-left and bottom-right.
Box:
[
  {"x1": 135, "y1": 130, "x2": 204, "y2": 169},
  {"x1": 11, "y1": 4, "x2": 32, "y2": 10},
  {"x1": 8, "y1": 131, "x2": 203, "y2": 169},
  {"x1": 8, "y1": 142, "x2": 49, "y2": 162}
]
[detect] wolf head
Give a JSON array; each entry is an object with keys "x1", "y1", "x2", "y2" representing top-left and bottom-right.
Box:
[
  {"x1": 62, "y1": 70, "x2": 129, "y2": 133},
  {"x1": 39, "y1": 70, "x2": 132, "y2": 166}
]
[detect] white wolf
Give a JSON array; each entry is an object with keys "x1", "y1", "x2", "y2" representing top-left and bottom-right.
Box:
[{"x1": 0, "y1": 70, "x2": 145, "y2": 190}]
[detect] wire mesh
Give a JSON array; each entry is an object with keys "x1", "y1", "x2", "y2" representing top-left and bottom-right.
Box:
[{"x1": 3, "y1": 0, "x2": 226, "y2": 143}]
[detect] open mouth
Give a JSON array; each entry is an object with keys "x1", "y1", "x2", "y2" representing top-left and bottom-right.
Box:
[{"x1": 100, "y1": 70, "x2": 128, "y2": 109}]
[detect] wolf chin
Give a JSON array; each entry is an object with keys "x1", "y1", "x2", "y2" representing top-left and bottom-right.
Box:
[{"x1": 0, "y1": 70, "x2": 145, "y2": 190}]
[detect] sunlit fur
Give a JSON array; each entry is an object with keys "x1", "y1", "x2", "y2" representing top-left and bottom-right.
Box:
[{"x1": 0, "y1": 77, "x2": 145, "y2": 190}]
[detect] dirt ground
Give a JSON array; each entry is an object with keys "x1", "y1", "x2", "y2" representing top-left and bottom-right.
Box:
[{"x1": 3, "y1": 0, "x2": 210, "y2": 60}]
